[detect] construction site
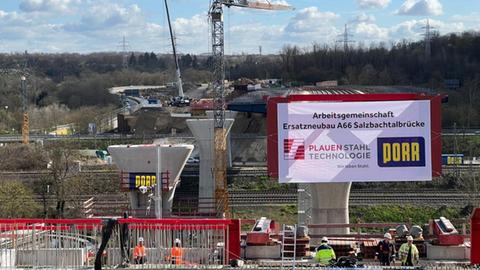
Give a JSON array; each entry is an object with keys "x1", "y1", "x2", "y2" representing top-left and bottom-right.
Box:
[{"x1": 0, "y1": 0, "x2": 480, "y2": 269}]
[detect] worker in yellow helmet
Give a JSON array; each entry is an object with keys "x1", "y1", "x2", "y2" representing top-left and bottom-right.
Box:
[
  {"x1": 399, "y1": 236, "x2": 419, "y2": 266},
  {"x1": 315, "y1": 237, "x2": 336, "y2": 267}
]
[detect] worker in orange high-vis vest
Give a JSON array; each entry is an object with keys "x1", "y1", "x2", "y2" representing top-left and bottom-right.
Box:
[
  {"x1": 133, "y1": 237, "x2": 146, "y2": 264},
  {"x1": 171, "y1": 238, "x2": 183, "y2": 265}
]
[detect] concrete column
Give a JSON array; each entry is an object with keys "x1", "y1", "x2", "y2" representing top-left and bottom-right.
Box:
[
  {"x1": 310, "y1": 182, "x2": 351, "y2": 245},
  {"x1": 187, "y1": 116, "x2": 234, "y2": 213}
]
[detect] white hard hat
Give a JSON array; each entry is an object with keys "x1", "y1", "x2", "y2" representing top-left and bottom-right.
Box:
[
  {"x1": 138, "y1": 237, "x2": 144, "y2": 242},
  {"x1": 321, "y1": 236, "x2": 329, "y2": 243},
  {"x1": 174, "y1": 238, "x2": 181, "y2": 244},
  {"x1": 406, "y1": 235, "x2": 414, "y2": 241},
  {"x1": 384, "y1": 233, "x2": 392, "y2": 239}
]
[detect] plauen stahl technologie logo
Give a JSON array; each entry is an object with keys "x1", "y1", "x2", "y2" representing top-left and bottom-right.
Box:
[
  {"x1": 377, "y1": 137, "x2": 426, "y2": 167},
  {"x1": 284, "y1": 139, "x2": 305, "y2": 160}
]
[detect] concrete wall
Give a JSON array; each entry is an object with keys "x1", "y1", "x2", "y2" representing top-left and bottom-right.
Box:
[{"x1": 426, "y1": 244, "x2": 470, "y2": 260}]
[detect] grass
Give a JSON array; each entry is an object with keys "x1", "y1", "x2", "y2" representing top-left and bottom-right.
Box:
[{"x1": 230, "y1": 204, "x2": 471, "y2": 231}]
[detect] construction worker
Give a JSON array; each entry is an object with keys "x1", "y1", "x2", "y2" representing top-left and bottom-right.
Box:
[
  {"x1": 133, "y1": 237, "x2": 146, "y2": 264},
  {"x1": 399, "y1": 235, "x2": 419, "y2": 266},
  {"x1": 376, "y1": 232, "x2": 396, "y2": 266},
  {"x1": 315, "y1": 237, "x2": 336, "y2": 266},
  {"x1": 171, "y1": 238, "x2": 184, "y2": 265}
]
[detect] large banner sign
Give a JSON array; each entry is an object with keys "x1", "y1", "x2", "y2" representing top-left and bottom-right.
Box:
[{"x1": 277, "y1": 100, "x2": 432, "y2": 183}]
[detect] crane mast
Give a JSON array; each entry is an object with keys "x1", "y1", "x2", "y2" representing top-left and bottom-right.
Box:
[
  {"x1": 209, "y1": 0, "x2": 293, "y2": 217},
  {"x1": 210, "y1": 0, "x2": 228, "y2": 217}
]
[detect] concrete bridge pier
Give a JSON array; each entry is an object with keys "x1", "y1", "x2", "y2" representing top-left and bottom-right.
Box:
[
  {"x1": 108, "y1": 144, "x2": 193, "y2": 218},
  {"x1": 187, "y1": 112, "x2": 235, "y2": 213},
  {"x1": 310, "y1": 182, "x2": 351, "y2": 245}
]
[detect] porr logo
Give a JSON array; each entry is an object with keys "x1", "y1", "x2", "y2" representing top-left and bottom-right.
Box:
[
  {"x1": 377, "y1": 137, "x2": 425, "y2": 167},
  {"x1": 284, "y1": 139, "x2": 305, "y2": 160}
]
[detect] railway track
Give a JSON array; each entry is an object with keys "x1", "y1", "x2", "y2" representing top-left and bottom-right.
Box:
[
  {"x1": 25, "y1": 190, "x2": 476, "y2": 217},
  {"x1": 227, "y1": 190, "x2": 477, "y2": 207},
  {"x1": 1, "y1": 165, "x2": 478, "y2": 181},
  {"x1": 38, "y1": 190, "x2": 474, "y2": 208}
]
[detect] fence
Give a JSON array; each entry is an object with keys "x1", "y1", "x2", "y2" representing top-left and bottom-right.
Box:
[
  {"x1": 0, "y1": 218, "x2": 240, "y2": 269},
  {"x1": 0, "y1": 219, "x2": 102, "y2": 269}
]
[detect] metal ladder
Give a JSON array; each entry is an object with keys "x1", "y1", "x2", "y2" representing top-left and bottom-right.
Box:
[{"x1": 281, "y1": 224, "x2": 297, "y2": 270}]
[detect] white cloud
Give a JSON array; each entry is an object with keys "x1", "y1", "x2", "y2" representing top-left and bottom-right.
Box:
[
  {"x1": 355, "y1": 22, "x2": 389, "y2": 40},
  {"x1": 0, "y1": 1, "x2": 473, "y2": 54},
  {"x1": 396, "y1": 0, "x2": 443, "y2": 16},
  {"x1": 20, "y1": 0, "x2": 81, "y2": 14},
  {"x1": 356, "y1": 0, "x2": 391, "y2": 9},
  {"x1": 389, "y1": 18, "x2": 464, "y2": 40},
  {"x1": 451, "y1": 13, "x2": 480, "y2": 31},
  {"x1": 257, "y1": 0, "x2": 291, "y2": 5},
  {"x1": 285, "y1": 7, "x2": 338, "y2": 33},
  {"x1": 172, "y1": 14, "x2": 209, "y2": 53},
  {"x1": 283, "y1": 7, "x2": 340, "y2": 46},
  {"x1": 63, "y1": 3, "x2": 143, "y2": 33},
  {"x1": 350, "y1": 12, "x2": 376, "y2": 25}
]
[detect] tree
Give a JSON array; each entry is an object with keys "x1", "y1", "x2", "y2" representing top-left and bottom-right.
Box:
[
  {"x1": 192, "y1": 55, "x2": 199, "y2": 69},
  {"x1": 149, "y1": 52, "x2": 158, "y2": 68},
  {"x1": 180, "y1": 54, "x2": 193, "y2": 69},
  {"x1": 44, "y1": 143, "x2": 79, "y2": 218},
  {"x1": 0, "y1": 144, "x2": 47, "y2": 171},
  {"x1": 0, "y1": 181, "x2": 40, "y2": 218},
  {"x1": 128, "y1": 53, "x2": 137, "y2": 67}
]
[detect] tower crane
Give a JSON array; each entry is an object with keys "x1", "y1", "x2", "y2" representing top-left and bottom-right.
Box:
[{"x1": 209, "y1": 0, "x2": 293, "y2": 217}]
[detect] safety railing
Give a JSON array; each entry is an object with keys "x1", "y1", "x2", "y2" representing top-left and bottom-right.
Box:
[
  {"x1": 0, "y1": 219, "x2": 102, "y2": 269},
  {"x1": 0, "y1": 218, "x2": 240, "y2": 269},
  {"x1": 104, "y1": 218, "x2": 232, "y2": 268}
]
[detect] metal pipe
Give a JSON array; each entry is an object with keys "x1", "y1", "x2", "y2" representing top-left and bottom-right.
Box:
[{"x1": 155, "y1": 145, "x2": 162, "y2": 219}]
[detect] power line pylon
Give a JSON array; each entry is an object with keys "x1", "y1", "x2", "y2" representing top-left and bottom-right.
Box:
[
  {"x1": 422, "y1": 19, "x2": 435, "y2": 63},
  {"x1": 119, "y1": 35, "x2": 130, "y2": 70},
  {"x1": 336, "y1": 24, "x2": 355, "y2": 52}
]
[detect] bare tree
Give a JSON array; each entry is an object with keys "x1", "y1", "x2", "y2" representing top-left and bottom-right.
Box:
[{"x1": 44, "y1": 143, "x2": 79, "y2": 218}]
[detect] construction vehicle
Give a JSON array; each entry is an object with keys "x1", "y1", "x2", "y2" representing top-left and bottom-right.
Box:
[
  {"x1": 164, "y1": 0, "x2": 191, "y2": 107},
  {"x1": 209, "y1": 0, "x2": 293, "y2": 217}
]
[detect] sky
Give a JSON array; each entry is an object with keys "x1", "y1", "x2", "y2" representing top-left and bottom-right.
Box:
[{"x1": 0, "y1": 0, "x2": 479, "y2": 54}]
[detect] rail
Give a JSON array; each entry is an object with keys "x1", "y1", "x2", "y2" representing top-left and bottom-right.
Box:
[{"x1": 2, "y1": 190, "x2": 476, "y2": 219}]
